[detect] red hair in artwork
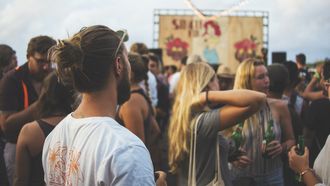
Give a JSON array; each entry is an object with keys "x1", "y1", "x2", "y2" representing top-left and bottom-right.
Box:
[{"x1": 203, "y1": 20, "x2": 221, "y2": 37}]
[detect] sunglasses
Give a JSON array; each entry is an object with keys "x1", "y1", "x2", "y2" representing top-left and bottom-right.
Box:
[
  {"x1": 31, "y1": 55, "x2": 49, "y2": 66},
  {"x1": 113, "y1": 29, "x2": 129, "y2": 59}
]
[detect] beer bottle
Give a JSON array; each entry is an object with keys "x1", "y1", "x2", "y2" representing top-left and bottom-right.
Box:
[
  {"x1": 231, "y1": 122, "x2": 244, "y2": 150},
  {"x1": 295, "y1": 135, "x2": 305, "y2": 182},
  {"x1": 296, "y1": 135, "x2": 305, "y2": 155},
  {"x1": 262, "y1": 119, "x2": 275, "y2": 158}
]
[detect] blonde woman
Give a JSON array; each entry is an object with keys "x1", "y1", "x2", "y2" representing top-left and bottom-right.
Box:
[
  {"x1": 168, "y1": 62, "x2": 266, "y2": 186},
  {"x1": 230, "y1": 59, "x2": 294, "y2": 186}
]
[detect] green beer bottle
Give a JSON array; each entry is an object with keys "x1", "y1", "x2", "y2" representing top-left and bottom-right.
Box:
[
  {"x1": 262, "y1": 119, "x2": 275, "y2": 158},
  {"x1": 295, "y1": 135, "x2": 305, "y2": 182},
  {"x1": 231, "y1": 122, "x2": 244, "y2": 150},
  {"x1": 296, "y1": 135, "x2": 305, "y2": 155}
]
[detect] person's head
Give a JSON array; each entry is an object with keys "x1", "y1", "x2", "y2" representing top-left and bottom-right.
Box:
[
  {"x1": 234, "y1": 58, "x2": 269, "y2": 93},
  {"x1": 148, "y1": 53, "x2": 161, "y2": 75},
  {"x1": 216, "y1": 65, "x2": 235, "y2": 90},
  {"x1": 322, "y1": 61, "x2": 330, "y2": 81},
  {"x1": 128, "y1": 52, "x2": 153, "y2": 107},
  {"x1": 282, "y1": 60, "x2": 300, "y2": 89},
  {"x1": 27, "y1": 36, "x2": 56, "y2": 81},
  {"x1": 321, "y1": 61, "x2": 330, "y2": 96},
  {"x1": 128, "y1": 52, "x2": 148, "y2": 84},
  {"x1": 296, "y1": 53, "x2": 306, "y2": 67},
  {"x1": 141, "y1": 54, "x2": 150, "y2": 70},
  {"x1": 36, "y1": 72, "x2": 75, "y2": 118},
  {"x1": 267, "y1": 64, "x2": 289, "y2": 96},
  {"x1": 165, "y1": 65, "x2": 177, "y2": 76},
  {"x1": 130, "y1": 42, "x2": 148, "y2": 55},
  {"x1": 203, "y1": 20, "x2": 221, "y2": 37},
  {"x1": 186, "y1": 54, "x2": 203, "y2": 65},
  {"x1": 168, "y1": 62, "x2": 217, "y2": 173},
  {"x1": 0, "y1": 44, "x2": 17, "y2": 78},
  {"x1": 50, "y1": 25, "x2": 131, "y2": 105}
]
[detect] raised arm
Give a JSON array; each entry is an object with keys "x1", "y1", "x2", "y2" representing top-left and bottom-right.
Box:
[
  {"x1": 196, "y1": 89, "x2": 266, "y2": 130},
  {"x1": 302, "y1": 77, "x2": 326, "y2": 101}
]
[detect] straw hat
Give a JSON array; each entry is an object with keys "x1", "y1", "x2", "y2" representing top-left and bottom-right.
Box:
[{"x1": 216, "y1": 65, "x2": 234, "y2": 78}]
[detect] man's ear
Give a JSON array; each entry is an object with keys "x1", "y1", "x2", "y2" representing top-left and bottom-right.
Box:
[{"x1": 114, "y1": 56, "x2": 122, "y2": 77}]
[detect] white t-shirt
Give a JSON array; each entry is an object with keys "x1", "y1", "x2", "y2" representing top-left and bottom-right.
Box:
[
  {"x1": 313, "y1": 135, "x2": 330, "y2": 186},
  {"x1": 42, "y1": 114, "x2": 155, "y2": 186},
  {"x1": 169, "y1": 72, "x2": 180, "y2": 95}
]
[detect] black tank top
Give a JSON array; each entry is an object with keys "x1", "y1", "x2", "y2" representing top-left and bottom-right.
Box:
[
  {"x1": 116, "y1": 89, "x2": 153, "y2": 147},
  {"x1": 29, "y1": 119, "x2": 55, "y2": 186}
]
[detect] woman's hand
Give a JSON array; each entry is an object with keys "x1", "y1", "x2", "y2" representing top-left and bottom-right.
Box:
[
  {"x1": 265, "y1": 140, "x2": 282, "y2": 159},
  {"x1": 232, "y1": 155, "x2": 251, "y2": 169},
  {"x1": 288, "y1": 146, "x2": 310, "y2": 174}
]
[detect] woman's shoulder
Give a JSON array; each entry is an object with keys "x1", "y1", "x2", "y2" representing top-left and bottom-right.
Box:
[
  {"x1": 267, "y1": 98, "x2": 288, "y2": 109},
  {"x1": 20, "y1": 121, "x2": 42, "y2": 138},
  {"x1": 18, "y1": 121, "x2": 45, "y2": 156},
  {"x1": 120, "y1": 92, "x2": 149, "y2": 117},
  {"x1": 123, "y1": 93, "x2": 147, "y2": 108}
]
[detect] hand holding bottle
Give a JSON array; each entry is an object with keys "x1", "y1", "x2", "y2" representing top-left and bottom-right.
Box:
[
  {"x1": 264, "y1": 140, "x2": 282, "y2": 159},
  {"x1": 288, "y1": 146, "x2": 309, "y2": 174},
  {"x1": 262, "y1": 119, "x2": 276, "y2": 158},
  {"x1": 231, "y1": 149, "x2": 251, "y2": 169}
]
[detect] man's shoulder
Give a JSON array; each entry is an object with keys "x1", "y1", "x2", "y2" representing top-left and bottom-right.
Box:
[
  {"x1": 1, "y1": 63, "x2": 29, "y2": 82},
  {"x1": 51, "y1": 116, "x2": 147, "y2": 148}
]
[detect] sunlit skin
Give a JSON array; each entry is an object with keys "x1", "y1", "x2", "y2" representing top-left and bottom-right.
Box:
[{"x1": 251, "y1": 65, "x2": 270, "y2": 94}]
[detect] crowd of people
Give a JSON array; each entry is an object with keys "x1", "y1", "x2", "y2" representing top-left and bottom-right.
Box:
[{"x1": 0, "y1": 25, "x2": 329, "y2": 186}]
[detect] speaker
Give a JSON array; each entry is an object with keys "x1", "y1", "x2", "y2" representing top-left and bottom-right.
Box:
[{"x1": 272, "y1": 52, "x2": 286, "y2": 64}]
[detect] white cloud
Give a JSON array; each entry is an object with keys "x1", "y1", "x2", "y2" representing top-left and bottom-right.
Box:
[{"x1": 0, "y1": 0, "x2": 329, "y2": 64}]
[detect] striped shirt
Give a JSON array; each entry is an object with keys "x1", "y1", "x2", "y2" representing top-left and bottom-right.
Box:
[{"x1": 230, "y1": 104, "x2": 283, "y2": 178}]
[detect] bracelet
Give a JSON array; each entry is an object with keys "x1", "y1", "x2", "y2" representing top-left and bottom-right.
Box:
[
  {"x1": 299, "y1": 168, "x2": 314, "y2": 182},
  {"x1": 206, "y1": 90, "x2": 210, "y2": 106}
]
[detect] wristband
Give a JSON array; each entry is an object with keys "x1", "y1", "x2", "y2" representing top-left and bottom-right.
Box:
[
  {"x1": 206, "y1": 90, "x2": 211, "y2": 106},
  {"x1": 299, "y1": 168, "x2": 314, "y2": 182}
]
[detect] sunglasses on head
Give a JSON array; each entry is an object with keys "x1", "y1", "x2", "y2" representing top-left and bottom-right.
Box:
[{"x1": 113, "y1": 29, "x2": 129, "y2": 59}]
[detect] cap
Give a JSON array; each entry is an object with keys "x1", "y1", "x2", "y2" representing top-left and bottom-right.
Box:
[{"x1": 217, "y1": 65, "x2": 234, "y2": 78}]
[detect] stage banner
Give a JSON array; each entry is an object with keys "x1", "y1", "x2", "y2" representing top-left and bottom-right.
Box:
[{"x1": 158, "y1": 15, "x2": 263, "y2": 72}]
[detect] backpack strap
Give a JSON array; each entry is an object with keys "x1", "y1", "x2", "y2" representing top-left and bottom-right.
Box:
[{"x1": 188, "y1": 113, "x2": 203, "y2": 186}]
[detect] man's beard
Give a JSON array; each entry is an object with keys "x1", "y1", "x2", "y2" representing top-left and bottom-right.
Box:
[
  {"x1": 117, "y1": 68, "x2": 131, "y2": 105},
  {"x1": 32, "y1": 71, "x2": 50, "y2": 82}
]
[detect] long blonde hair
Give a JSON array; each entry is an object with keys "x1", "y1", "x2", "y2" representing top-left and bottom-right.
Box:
[
  {"x1": 225, "y1": 58, "x2": 265, "y2": 135},
  {"x1": 168, "y1": 62, "x2": 215, "y2": 173}
]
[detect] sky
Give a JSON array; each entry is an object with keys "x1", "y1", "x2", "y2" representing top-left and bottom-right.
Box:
[{"x1": 0, "y1": 0, "x2": 329, "y2": 65}]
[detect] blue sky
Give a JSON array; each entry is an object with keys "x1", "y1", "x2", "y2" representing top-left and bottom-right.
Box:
[{"x1": 0, "y1": 0, "x2": 329, "y2": 64}]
